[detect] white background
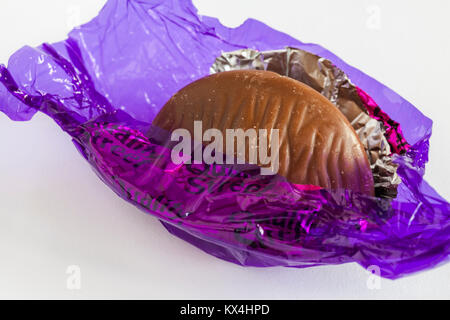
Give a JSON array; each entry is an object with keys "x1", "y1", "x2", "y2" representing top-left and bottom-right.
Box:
[{"x1": 0, "y1": 0, "x2": 449, "y2": 299}]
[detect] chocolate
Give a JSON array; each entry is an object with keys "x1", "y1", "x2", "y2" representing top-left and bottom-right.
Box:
[
  {"x1": 153, "y1": 70, "x2": 375, "y2": 196},
  {"x1": 211, "y1": 48, "x2": 405, "y2": 199}
]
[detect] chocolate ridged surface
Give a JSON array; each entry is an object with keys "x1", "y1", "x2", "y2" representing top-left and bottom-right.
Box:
[{"x1": 153, "y1": 70, "x2": 374, "y2": 196}]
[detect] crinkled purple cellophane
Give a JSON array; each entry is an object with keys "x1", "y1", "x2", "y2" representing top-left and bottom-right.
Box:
[{"x1": 0, "y1": 0, "x2": 449, "y2": 279}]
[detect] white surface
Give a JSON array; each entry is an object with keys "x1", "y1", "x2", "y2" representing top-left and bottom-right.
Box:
[{"x1": 0, "y1": 0, "x2": 449, "y2": 299}]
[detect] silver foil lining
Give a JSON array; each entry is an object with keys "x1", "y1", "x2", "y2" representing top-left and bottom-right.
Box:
[{"x1": 210, "y1": 47, "x2": 400, "y2": 199}]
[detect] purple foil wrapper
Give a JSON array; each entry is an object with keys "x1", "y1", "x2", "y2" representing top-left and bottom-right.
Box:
[{"x1": 0, "y1": 0, "x2": 449, "y2": 279}]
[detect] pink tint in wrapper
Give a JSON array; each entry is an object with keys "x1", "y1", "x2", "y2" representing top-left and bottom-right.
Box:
[
  {"x1": 356, "y1": 87, "x2": 410, "y2": 155},
  {"x1": 0, "y1": 0, "x2": 449, "y2": 279}
]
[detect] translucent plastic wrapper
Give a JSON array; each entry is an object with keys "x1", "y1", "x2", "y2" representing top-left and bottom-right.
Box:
[{"x1": 0, "y1": 0, "x2": 449, "y2": 279}]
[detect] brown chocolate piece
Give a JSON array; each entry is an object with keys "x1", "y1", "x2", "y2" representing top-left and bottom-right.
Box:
[{"x1": 153, "y1": 70, "x2": 374, "y2": 195}]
